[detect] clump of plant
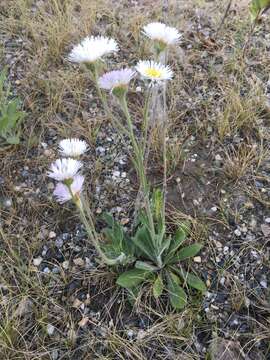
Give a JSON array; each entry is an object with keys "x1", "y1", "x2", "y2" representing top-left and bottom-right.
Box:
[
  {"x1": 47, "y1": 24, "x2": 206, "y2": 309},
  {"x1": 0, "y1": 68, "x2": 25, "y2": 145},
  {"x1": 249, "y1": 0, "x2": 270, "y2": 21},
  {"x1": 243, "y1": 0, "x2": 270, "y2": 55}
]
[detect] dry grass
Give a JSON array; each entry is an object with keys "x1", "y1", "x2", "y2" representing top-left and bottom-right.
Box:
[
  {"x1": 222, "y1": 142, "x2": 266, "y2": 181},
  {"x1": 216, "y1": 81, "x2": 267, "y2": 141}
]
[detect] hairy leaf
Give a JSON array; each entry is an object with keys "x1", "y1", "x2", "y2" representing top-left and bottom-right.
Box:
[
  {"x1": 250, "y1": 0, "x2": 270, "y2": 20},
  {"x1": 172, "y1": 267, "x2": 206, "y2": 292},
  {"x1": 164, "y1": 226, "x2": 187, "y2": 264},
  {"x1": 133, "y1": 225, "x2": 156, "y2": 261},
  {"x1": 153, "y1": 275, "x2": 164, "y2": 299},
  {"x1": 167, "y1": 243, "x2": 203, "y2": 264},
  {"x1": 0, "y1": 69, "x2": 25, "y2": 145},
  {"x1": 102, "y1": 212, "x2": 114, "y2": 227},
  {"x1": 135, "y1": 261, "x2": 159, "y2": 272},
  {"x1": 117, "y1": 268, "x2": 152, "y2": 289},
  {"x1": 166, "y1": 271, "x2": 187, "y2": 309}
]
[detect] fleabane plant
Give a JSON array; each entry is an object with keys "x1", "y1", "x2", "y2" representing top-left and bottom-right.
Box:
[
  {"x1": 48, "y1": 158, "x2": 83, "y2": 182},
  {"x1": 69, "y1": 36, "x2": 119, "y2": 66},
  {"x1": 54, "y1": 175, "x2": 84, "y2": 204},
  {"x1": 47, "y1": 23, "x2": 205, "y2": 310},
  {"x1": 142, "y1": 22, "x2": 181, "y2": 59},
  {"x1": 98, "y1": 68, "x2": 135, "y2": 97},
  {"x1": 48, "y1": 139, "x2": 129, "y2": 266},
  {"x1": 136, "y1": 60, "x2": 173, "y2": 82},
  {"x1": 58, "y1": 138, "x2": 88, "y2": 157},
  {"x1": 68, "y1": 36, "x2": 119, "y2": 111}
]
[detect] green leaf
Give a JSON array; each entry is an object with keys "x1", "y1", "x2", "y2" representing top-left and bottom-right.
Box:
[
  {"x1": 183, "y1": 272, "x2": 206, "y2": 292},
  {"x1": 166, "y1": 271, "x2": 187, "y2": 309},
  {"x1": 102, "y1": 212, "x2": 114, "y2": 227},
  {"x1": 172, "y1": 267, "x2": 206, "y2": 293},
  {"x1": 157, "y1": 236, "x2": 171, "y2": 258},
  {"x1": 164, "y1": 226, "x2": 187, "y2": 264},
  {"x1": 0, "y1": 114, "x2": 9, "y2": 133},
  {"x1": 0, "y1": 69, "x2": 26, "y2": 146},
  {"x1": 6, "y1": 135, "x2": 20, "y2": 144},
  {"x1": 102, "y1": 213, "x2": 126, "y2": 253},
  {"x1": 153, "y1": 275, "x2": 164, "y2": 299},
  {"x1": 153, "y1": 188, "x2": 163, "y2": 221},
  {"x1": 133, "y1": 225, "x2": 156, "y2": 262},
  {"x1": 168, "y1": 243, "x2": 203, "y2": 264},
  {"x1": 116, "y1": 268, "x2": 152, "y2": 289},
  {"x1": 135, "y1": 261, "x2": 158, "y2": 272},
  {"x1": 249, "y1": 0, "x2": 270, "y2": 20}
]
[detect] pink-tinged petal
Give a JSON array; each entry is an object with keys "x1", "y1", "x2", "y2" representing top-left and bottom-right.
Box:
[
  {"x1": 53, "y1": 175, "x2": 84, "y2": 204},
  {"x1": 98, "y1": 68, "x2": 135, "y2": 91}
]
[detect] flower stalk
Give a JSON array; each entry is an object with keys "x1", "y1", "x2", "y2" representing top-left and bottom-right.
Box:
[
  {"x1": 118, "y1": 94, "x2": 156, "y2": 239},
  {"x1": 74, "y1": 195, "x2": 126, "y2": 266}
]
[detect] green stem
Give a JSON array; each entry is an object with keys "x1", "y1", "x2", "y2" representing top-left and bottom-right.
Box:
[
  {"x1": 90, "y1": 63, "x2": 138, "y2": 169},
  {"x1": 74, "y1": 197, "x2": 125, "y2": 266},
  {"x1": 92, "y1": 64, "x2": 129, "y2": 136},
  {"x1": 142, "y1": 87, "x2": 151, "y2": 155},
  {"x1": 161, "y1": 82, "x2": 167, "y2": 227},
  {"x1": 119, "y1": 96, "x2": 156, "y2": 239}
]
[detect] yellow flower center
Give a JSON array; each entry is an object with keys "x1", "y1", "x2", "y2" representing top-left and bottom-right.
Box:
[{"x1": 145, "y1": 68, "x2": 162, "y2": 78}]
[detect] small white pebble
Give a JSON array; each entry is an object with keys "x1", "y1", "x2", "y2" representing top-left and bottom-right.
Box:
[
  {"x1": 33, "y1": 257, "x2": 43, "y2": 266},
  {"x1": 244, "y1": 297, "x2": 251, "y2": 308},
  {"x1": 219, "y1": 277, "x2": 225, "y2": 286},
  {"x1": 211, "y1": 206, "x2": 218, "y2": 212},
  {"x1": 251, "y1": 250, "x2": 259, "y2": 258},
  {"x1": 51, "y1": 350, "x2": 58, "y2": 360},
  {"x1": 113, "y1": 170, "x2": 121, "y2": 177},
  {"x1": 193, "y1": 256, "x2": 202, "y2": 263},
  {"x1": 49, "y1": 231, "x2": 56, "y2": 239},
  {"x1": 3, "y1": 199, "x2": 12, "y2": 208},
  {"x1": 260, "y1": 280, "x2": 267, "y2": 288},
  {"x1": 41, "y1": 142, "x2": 48, "y2": 149},
  {"x1": 62, "y1": 261, "x2": 69, "y2": 270},
  {"x1": 43, "y1": 267, "x2": 51, "y2": 274},
  {"x1": 223, "y1": 246, "x2": 229, "y2": 254},
  {"x1": 234, "y1": 229, "x2": 241, "y2": 237},
  {"x1": 47, "y1": 324, "x2": 55, "y2": 336},
  {"x1": 127, "y1": 330, "x2": 134, "y2": 339},
  {"x1": 265, "y1": 218, "x2": 270, "y2": 223}
]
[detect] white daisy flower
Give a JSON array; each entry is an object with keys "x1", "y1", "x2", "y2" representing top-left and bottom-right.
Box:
[
  {"x1": 68, "y1": 36, "x2": 119, "y2": 64},
  {"x1": 48, "y1": 158, "x2": 82, "y2": 182},
  {"x1": 142, "y1": 22, "x2": 181, "y2": 46},
  {"x1": 53, "y1": 175, "x2": 84, "y2": 203},
  {"x1": 98, "y1": 69, "x2": 135, "y2": 91},
  {"x1": 135, "y1": 60, "x2": 173, "y2": 82},
  {"x1": 59, "y1": 138, "x2": 88, "y2": 157}
]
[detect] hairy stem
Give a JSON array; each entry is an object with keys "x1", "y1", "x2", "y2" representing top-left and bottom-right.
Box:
[
  {"x1": 142, "y1": 87, "x2": 151, "y2": 155},
  {"x1": 120, "y1": 96, "x2": 156, "y2": 239},
  {"x1": 75, "y1": 197, "x2": 125, "y2": 265}
]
